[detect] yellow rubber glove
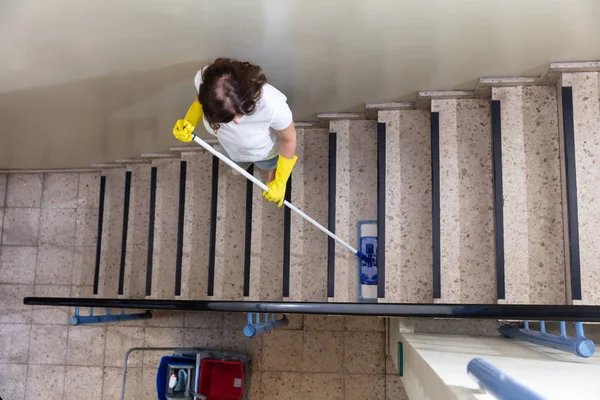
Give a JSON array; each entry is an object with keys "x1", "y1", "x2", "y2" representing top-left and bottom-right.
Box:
[
  {"x1": 263, "y1": 155, "x2": 298, "y2": 207},
  {"x1": 173, "y1": 101, "x2": 203, "y2": 142}
]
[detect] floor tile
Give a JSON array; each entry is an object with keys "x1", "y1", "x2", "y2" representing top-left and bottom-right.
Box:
[
  {"x1": 261, "y1": 372, "x2": 302, "y2": 400},
  {"x1": 29, "y1": 325, "x2": 68, "y2": 364},
  {"x1": 0, "y1": 324, "x2": 30, "y2": 363},
  {"x1": 42, "y1": 173, "x2": 79, "y2": 209},
  {"x1": 0, "y1": 364, "x2": 27, "y2": 400},
  {"x1": 2, "y1": 208, "x2": 40, "y2": 245},
  {"x1": 247, "y1": 371, "x2": 262, "y2": 400},
  {"x1": 77, "y1": 172, "x2": 101, "y2": 209},
  {"x1": 72, "y1": 246, "x2": 96, "y2": 286},
  {"x1": 64, "y1": 366, "x2": 103, "y2": 400},
  {"x1": 386, "y1": 355, "x2": 399, "y2": 375},
  {"x1": 32, "y1": 284, "x2": 71, "y2": 324},
  {"x1": 262, "y1": 330, "x2": 303, "y2": 372},
  {"x1": 6, "y1": 174, "x2": 43, "y2": 208},
  {"x1": 25, "y1": 365, "x2": 64, "y2": 400},
  {"x1": 280, "y1": 313, "x2": 303, "y2": 330},
  {"x1": 183, "y1": 311, "x2": 224, "y2": 329},
  {"x1": 143, "y1": 327, "x2": 183, "y2": 367},
  {"x1": 303, "y1": 315, "x2": 344, "y2": 331},
  {"x1": 345, "y1": 374, "x2": 385, "y2": 400},
  {"x1": 344, "y1": 331, "x2": 385, "y2": 374},
  {"x1": 35, "y1": 245, "x2": 74, "y2": 285},
  {"x1": 104, "y1": 326, "x2": 145, "y2": 367},
  {"x1": 102, "y1": 367, "x2": 142, "y2": 400},
  {"x1": 144, "y1": 310, "x2": 184, "y2": 327},
  {"x1": 302, "y1": 331, "x2": 343, "y2": 372},
  {"x1": 39, "y1": 208, "x2": 76, "y2": 246},
  {"x1": 0, "y1": 283, "x2": 33, "y2": 323},
  {"x1": 75, "y1": 208, "x2": 98, "y2": 246},
  {"x1": 0, "y1": 174, "x2": 6, "y2": 207},
  {"x1": 182, "y1": 328, "x2": 223, "y2": 348},
  {"x1": 141, "y1": 367, "x2": 157, "y2": 398},
  {"x1": 345, "y1": 316, "x2": 385, "y2": 331},
  {"x1": 0, "y1": 245, "x2": 37, "y2": 284},
  {"x1": 223, "y1": 312, "x2": 251, "y2": 331},
  {"x1": 0, "y1": 209, "x2": 3, "y2": 241},
  {"x1": 302, "y1": 373, "x2": 344, "y2": 400},
  {"x1": 386, "y1": 375, "x2": 408, "y2": 399},
  {"x1": 66, "y1": 326, "x2": 106, "y2": 366}
]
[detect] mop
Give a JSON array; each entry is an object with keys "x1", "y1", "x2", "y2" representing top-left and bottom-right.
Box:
[{"x1": 188, "y1": 133, "x2": 368, "y2": 262}]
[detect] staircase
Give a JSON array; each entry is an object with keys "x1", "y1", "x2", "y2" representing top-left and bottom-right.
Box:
[{"x1": 59, "y1": 61, "x2": 600, "y2": 307}]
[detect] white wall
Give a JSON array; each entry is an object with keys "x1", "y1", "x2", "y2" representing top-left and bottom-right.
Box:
[{"x1": 1, "y1": 0, "x2": 600, "y2": 168}]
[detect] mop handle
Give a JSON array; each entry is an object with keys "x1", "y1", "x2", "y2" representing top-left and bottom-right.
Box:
[{"x1": 191, "y1": 135, "x2": 364, "y2": 259}]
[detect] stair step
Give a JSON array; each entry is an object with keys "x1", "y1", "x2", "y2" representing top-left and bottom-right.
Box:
[
  {"x1": 246, "y1": 168, "x2": 284, "y2": 301},
  {"x1": 213, "y1": 162, "x2": 247, "y2": 300},
  {"x1": 432, "y1": 99, "x2": 496, "y2": 304},
  {"x1": 96, "y1": 167, "x2": 126, "y2": 298},
  {"x1": 329, "y1": 120, "x2": 378, "y2": 302},
  {"x1": 147, "y1": 158, "x2": 183, "y2": 299},
  {"x1": 558, "y1": 71, "x2": 600, "y2": 305},
  {"x1": 287, "y1": 128, "x2": 329, "y2": 302},
  {"x1": 492, "y1": 86, "x2": 565, "y2": 304},
  {"x1": 379, "y1": 110, "x2": 433, "y2": 303},
  {"x1": 179, "y1": 151, "x2": 214, "y2": 300}
]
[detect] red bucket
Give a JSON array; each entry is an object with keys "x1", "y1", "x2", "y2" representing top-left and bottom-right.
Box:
[{"x1": 198, "y1": 359, "x2": 245, "y2": 400}]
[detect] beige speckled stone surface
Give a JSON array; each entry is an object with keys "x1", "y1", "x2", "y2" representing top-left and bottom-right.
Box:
[
  {"x1": 522, "y1": 86, "x2": 565, "y2": 304},
  {"x1": 560, "y1": 72, "x2": 600, "y2": 305},
  {"x1": 287, "y1": 128, "x2": 329, "y2": 302},
  {"x1": 149, "y1": 159, "x2": 181, "y2": 299},
  {"x1": 214, "y1": 163, "x2": 246, "y2": 300},
  {"x1": 180, "y1": 151, "x2": 213, "y2": 300},
  {"x1": 494, "y1": 86, "x2": 565, "y2": 305},
  {"x1": 380, "y1": 110, "x2": 432, "y2": 303},
  {"x1": 434, "y1": 99, "x2": 495, "y2": 303},
  {"x1": 330, "y1": 120, "x2": 378, "y2": 302},
  {"x1": 97, "y1": 167, "x2": 125, "y2": 298},
  {"x1": 248, "y1": 168, "x2": 284, "y2": 301},
  {"x1": 123, "y1": 163, "x2": 151, "y2": 298}
]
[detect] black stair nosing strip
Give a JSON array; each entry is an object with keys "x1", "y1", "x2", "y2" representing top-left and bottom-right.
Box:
[
  {"x1": 207, "y1": 155, "x2": 219, "y2": 297},
  {"x1": 145, "y1": 166, "x2": 158, "y2": 297},
  {"x1": 93, "y1": 175, "x2": 107, "y2": 295},
  {"x1": 283, "y1": 175, "x2": 292, "y2": 298},
  {"x1": 243, "y1": 164, "x2": 254, "y2": 298},
  {"x1": 561, "y1": 86, "x2": 582, "y2": 301},
  {"x1": 327, "y1": 131, "x2": 337, "y2": 298},
  {"x1": 491, "y1": 100, "x2": 506, "y2": 300},
  {"x1": 431, "y1": 112, "x2": 441, "y2": 299},
  {"x1": 377, "y1": 122, "x2": 386, "y2": 299},
  {"x1": 174, "y1": 160, "x2": 187, "y2": 297},
  {"x1": 117, "y1": 171, "x2": 132, "y2": 295}
]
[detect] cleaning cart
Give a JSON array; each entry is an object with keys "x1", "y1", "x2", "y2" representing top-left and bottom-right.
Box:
[{"x1": 120, "y1": 347, "x2": 249, "y2": 400}]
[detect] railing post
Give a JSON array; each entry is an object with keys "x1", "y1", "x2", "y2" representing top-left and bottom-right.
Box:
[{"x1": 467, "y1": 357, "x2": 544, "y2": 400}]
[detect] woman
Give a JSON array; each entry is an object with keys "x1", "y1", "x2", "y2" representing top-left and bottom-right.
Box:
[{"x1": 173, "y1": 58, "x2": 297, "y2": 207}]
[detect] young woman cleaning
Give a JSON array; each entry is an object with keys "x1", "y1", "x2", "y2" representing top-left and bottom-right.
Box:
[{"x1": 173, "y1": 58, "x2": 297, "y2": 207}]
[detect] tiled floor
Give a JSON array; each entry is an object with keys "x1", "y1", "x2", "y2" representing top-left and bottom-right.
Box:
[{"x1": 0, "y1": 172, "x2": 406, "y2": 399}]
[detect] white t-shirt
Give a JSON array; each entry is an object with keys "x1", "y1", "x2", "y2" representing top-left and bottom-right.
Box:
[{"x1": 194, "y1": 68, "x2": 293, "y2": 162}]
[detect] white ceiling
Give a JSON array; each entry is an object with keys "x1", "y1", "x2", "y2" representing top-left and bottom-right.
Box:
[{"x1": 1, "y1": 0, "x2": 600, "y2": 168}]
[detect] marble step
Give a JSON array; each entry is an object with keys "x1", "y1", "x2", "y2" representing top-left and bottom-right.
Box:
[
  {"x1": 148, "y1": 158, "x2": 182, "y2": 299},
  {"x1": 286, "y1": 128, "x2": 330, "y2": 302},
  {"x1": 379, "y1": 110, "x2": 433, "y2": 303},
  {"x1": 213, "y1": 161, "x2": 247, "y2": 300},
  {"x1": 97, "y1": 167, "x2": 126, "y2": 298},
  {"x1": 433, "y1": 98, "x2": 496, "y2": 304},
  {"x1": 246, "y1": 167, "x2": 284, "y2": 301},
  {"x1": 179, "y1": 150, "x2": 214, "y2": 300},
  {"x1": 492, "y1": 86, "x2": 565, "y2": 305},
  {"x1": 328, "y1": 119, "x2": 378, "y2": 302},
  {"x1": 122, "y1": 163, "x2": 152, "y2": 299},
  {"x1": 557, "y1": 71, "x2": 600, "y2": 305}
]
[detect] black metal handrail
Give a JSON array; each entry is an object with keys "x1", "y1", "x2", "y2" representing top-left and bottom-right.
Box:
[{"x1": 22, "y1": 297, "x2": 600, "y2": 321}]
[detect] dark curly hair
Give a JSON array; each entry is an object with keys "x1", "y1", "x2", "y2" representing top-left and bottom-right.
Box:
[{"x1": 199, "y1": 58, "x2": 267, "y2": 131}]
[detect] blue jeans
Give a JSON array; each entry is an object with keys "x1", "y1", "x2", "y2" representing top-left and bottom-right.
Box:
[{"x1": 216, "y1": 145, "x2": 279, "y2": 171}]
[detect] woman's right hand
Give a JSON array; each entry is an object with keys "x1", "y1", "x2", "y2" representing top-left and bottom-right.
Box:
[{"x1": 172, "y1": 119, "x2": 195, "y2": 142}]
